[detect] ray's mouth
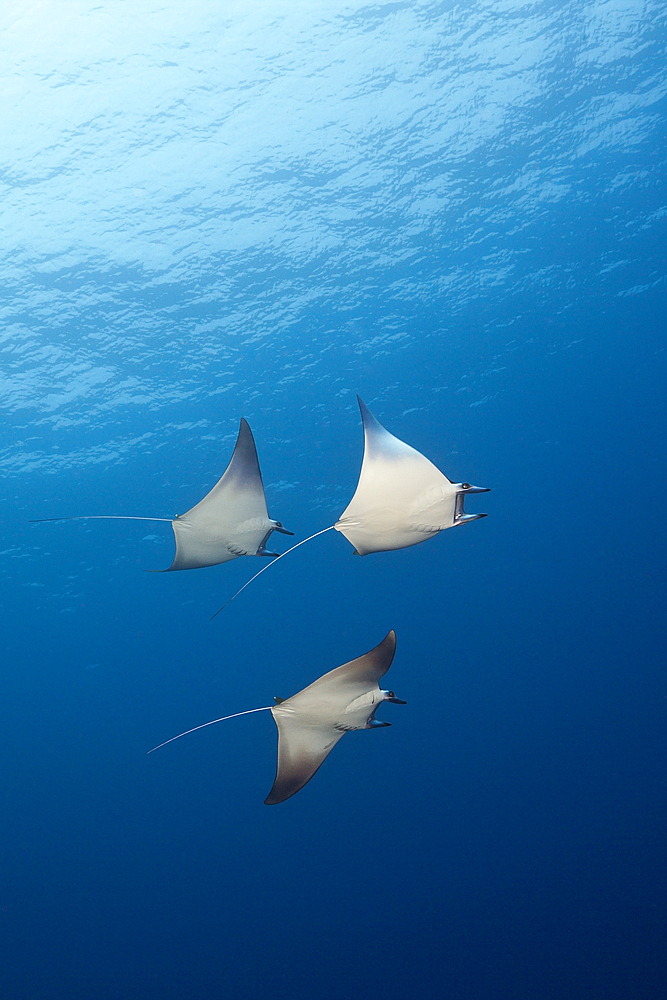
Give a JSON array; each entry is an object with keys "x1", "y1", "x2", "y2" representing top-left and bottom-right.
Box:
[{"x1": 454, "y1": 487, "x2": 490, "y2": 524}]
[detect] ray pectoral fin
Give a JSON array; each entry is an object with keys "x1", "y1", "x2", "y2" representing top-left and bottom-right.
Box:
[
  {"x1": 265, "y1": 714, "x2": 346, "y2": 805},
  {"x1": 264, "y1": 744, "x2": 338, "y2": 805}
]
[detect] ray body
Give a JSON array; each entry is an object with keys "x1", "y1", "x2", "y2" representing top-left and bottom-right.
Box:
[
  {"x1": 267, "y1": 630, "x2": 404, "y2": 804},
  {"x1": 148, "y1": 631, "x2": 405, "y2": 805},
  {"x1": 334, "y1": 398, "x2": 489, "y2": 556},
  {"x1": 167, "y1": 418, "x2": 292, "y2": 570},
  {"x1": 31, "y1": 419, "x2": 292, "y2": 571}
]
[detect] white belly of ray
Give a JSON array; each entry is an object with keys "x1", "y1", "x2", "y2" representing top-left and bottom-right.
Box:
[
  {"x1": 408, "y1": 484, "x2": 458, "y2": 534},
  {"x1": 344, "y1": 689, "x2": 380, "y2": 716},
  {"x1": 171, "y1": 513, "x2": 272, "y2": 567},
  {"x1": 335, "y1": 405, "x2": 458, "y2": 555}
]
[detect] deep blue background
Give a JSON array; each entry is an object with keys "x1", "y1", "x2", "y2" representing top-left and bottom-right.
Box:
[{"x1": 1, "y1": 3, "x2": 666, "y2": 998}]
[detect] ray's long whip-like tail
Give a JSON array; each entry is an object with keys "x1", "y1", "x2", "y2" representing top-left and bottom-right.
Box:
[
  {"x1": 147, "y1": 706, "x2": 274, "y2": 754},
  {"x1": 210, "y1": 525, "x2": 335, "y2": 620},
  {"x1": 29, "y1": 515, "x2": 174, "y2": 523}
]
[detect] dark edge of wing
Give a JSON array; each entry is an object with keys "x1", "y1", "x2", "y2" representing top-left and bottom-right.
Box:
[
  {"x1": 191, "y1": 418, "x2": 264, "y2": 503},
  {"x1": 336, "y1": 629, "x2": 396, "y2": 685},
  {"x1": 222, "y1": 417, "x2": 264, "y2": 490},
  {"x1": 357, "y1": 395, "x2": 385, "y2": 433},
  {"x1": 302, "y1": 630, "x2": 397, "y2": 695},
  {"x1": 264, "y1": 724, "x2": 345, "y2": 805}
]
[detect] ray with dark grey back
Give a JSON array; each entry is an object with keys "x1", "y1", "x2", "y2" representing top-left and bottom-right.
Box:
[
  {"x1": 147, "y1": 631, "x2": 404, "y2": 805},
  {"x1": 212, "y1": 397, "x2": 489, "y2": 615},
  {"x1": 30, "y1": 419, "x2": 293, "y2": 571}
]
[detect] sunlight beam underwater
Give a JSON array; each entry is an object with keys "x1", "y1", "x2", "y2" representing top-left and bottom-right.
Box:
[
  {"x1": 148, "y1": 630, "x2": 404, "y2": 805},
  {"x1": 30, "y1": 419, "x2": 294, "y2": 571},
  {"x1": 212, "y1": 397, "x2": 490, "y2": 616}
]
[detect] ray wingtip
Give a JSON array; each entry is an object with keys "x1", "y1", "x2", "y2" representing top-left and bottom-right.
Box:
[
  {"x1": 356, "y1": 395, "x2": 382, "y2": 431},
  {"x1": 236, "y1": 416, "x2": 255, "y2": 443},
  {"x1": 373, "y1": 629, "x2": 397, "y2": 660},
  {"x1": 229, "y1": 414, "x2": 261, "y2": 471},
  {"x1": 383, "y1": 629, "x2": 397, "y2": 652},
  {"x1": 263, "y1": 789, "x2": 284, "y2": 806}
]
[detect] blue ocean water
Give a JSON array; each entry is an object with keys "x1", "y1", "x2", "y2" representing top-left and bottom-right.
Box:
[{"x1": 1, "y1": 2, "x2": 666, "y2": 997}]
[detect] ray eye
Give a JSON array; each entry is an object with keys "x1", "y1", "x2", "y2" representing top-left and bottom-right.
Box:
[{"x1": 461, "y1": 483, "x2": 471, "y2": 490}]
